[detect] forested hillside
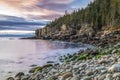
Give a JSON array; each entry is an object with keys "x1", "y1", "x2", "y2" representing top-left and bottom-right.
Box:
[
  {"x1": 46, "y1": 0, "x2": 120, "y2": 30},
  {"x1": 35, "y1": 0, "x2": 120, "y2": 44}
]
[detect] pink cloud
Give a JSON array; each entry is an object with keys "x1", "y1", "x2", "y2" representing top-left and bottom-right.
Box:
[{"x1": 0, "y1": 0, "x2": 74, "y2": 20}]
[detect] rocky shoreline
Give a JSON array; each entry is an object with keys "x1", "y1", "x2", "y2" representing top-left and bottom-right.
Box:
[
  {"x1": 6, "y1": 43, "x2": 120, "y2": 80},
  {"x1": 35, "y1": 26, "x2": 120, "y2": 48}
]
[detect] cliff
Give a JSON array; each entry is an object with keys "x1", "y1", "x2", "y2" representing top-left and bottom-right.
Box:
[{"x1": 35, "y1": 0, "x2": 120, "y2": 46}]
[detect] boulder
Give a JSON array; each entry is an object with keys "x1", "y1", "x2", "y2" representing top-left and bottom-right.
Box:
[
  {"x1": 113, "y1": 73, "x2": 120, "y2": 78},
  {"x1": 108, "y1": 64, "x2": 120, "y2": 72}
]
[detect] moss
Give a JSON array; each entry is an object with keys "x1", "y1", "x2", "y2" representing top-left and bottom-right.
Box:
[
  {"x1": 95, "y1": 54, "x2": 102, "y2": 59},
  {"x1": 70, "y1": 55, "x2": 77, "y2": 61},
  {"x1": 76, "y1": 53, "x2": 88, "y2": 60},
  {"x1": 30, "y1": 64, "x2": 53, "y2": 73},
  {"x1": 116, "y1": 50, "x2": 120, "y2": 54},
  {"x1": 62, "y1": 43, "x2": 120, "y2": 62},
  {"x1": 34, "y1": 67, "x2": 42, "y2": 72}
]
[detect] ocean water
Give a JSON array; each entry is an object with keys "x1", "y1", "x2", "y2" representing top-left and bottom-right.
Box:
[{"x1": 0, "y1": 38, "x2": 90, "y2": 79}]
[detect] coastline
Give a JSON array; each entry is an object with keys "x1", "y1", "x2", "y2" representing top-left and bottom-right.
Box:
[
  {"x1": 13, "y1": 28, "x2": 120, "y2": 80},
  {"x1": 8, "y1": 26, "x2": 120, "y2": 80},
  {"x1": 6, "y1": 42, "x2": 120, "y2": 80},
  {"x1": 6, "y1": 27, "x2": 120, "y2": 80},
  {"x1": 5, "y1": 0, "x2": 120, "y2": 79},
  {"x1": 24, "y1": 30, "x2": 120, "y2": 47}
]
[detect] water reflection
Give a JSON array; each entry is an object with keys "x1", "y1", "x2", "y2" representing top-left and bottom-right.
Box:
[{"x1": 0, "y1": 39, "x2": 88, "y2": 79}]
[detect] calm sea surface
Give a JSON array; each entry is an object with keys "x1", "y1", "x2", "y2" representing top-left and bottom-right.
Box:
[{"x1": 0, "y1": 38, "x2": 91, "y2": 79}]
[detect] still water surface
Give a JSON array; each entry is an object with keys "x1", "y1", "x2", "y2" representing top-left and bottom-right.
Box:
[{"x1": 0, "y1": 39, "x2": 89, "y2": 79}]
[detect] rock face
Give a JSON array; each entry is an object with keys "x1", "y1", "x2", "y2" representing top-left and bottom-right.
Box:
[
  {"x1": 35, "y1": 23, "x2": 120, "y2": 47},
  {"x1": 35, "y1": 24, "x2": 77, "y2": 41}
]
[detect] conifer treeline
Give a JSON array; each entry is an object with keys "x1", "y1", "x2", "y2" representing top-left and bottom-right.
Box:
[{"x1": 46, "y1": 0, "x2": 120, "y2": 31}]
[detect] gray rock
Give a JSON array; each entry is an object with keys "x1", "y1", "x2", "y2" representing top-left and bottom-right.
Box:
[
  {"x1": 86, "y1": 70, "x2": 94, "y2": 76},
  {"x1": 15, "y1": 72, "x2": 24, "y2": 80}
]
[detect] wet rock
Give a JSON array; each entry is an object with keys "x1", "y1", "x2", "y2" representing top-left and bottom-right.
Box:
[
  {"x1": 30, "y1": 64, "x2": 37, "y2": 67},
  {"x1": 47, "y1": 61, "x2": 55, "y2": 63},
  {"x1": 6, "y1": 77, "x2": 14, "y2": 80},
  {"x1": 15, "y1": 72, "x2": 24, "y2": 80}
]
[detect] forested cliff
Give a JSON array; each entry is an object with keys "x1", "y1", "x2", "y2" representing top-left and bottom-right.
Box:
[{"x1": 35, "y1": 0, "x2": 120, "y2": 44}]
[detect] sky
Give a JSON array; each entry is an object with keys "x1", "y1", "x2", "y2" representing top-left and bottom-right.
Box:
[{"x1": 0, "y1": 0, "x2": 93, "y2": 35}]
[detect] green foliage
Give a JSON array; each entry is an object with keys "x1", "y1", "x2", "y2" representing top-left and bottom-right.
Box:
[{"x1": 45, "y1": 0, "x2": 120, "y2": 31}]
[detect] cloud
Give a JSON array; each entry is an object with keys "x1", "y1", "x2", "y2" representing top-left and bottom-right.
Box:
[
  {"x1": 0, "y1": 15, "x2": 46, "y2": 30},
  {"x1": 36, "y1": 0, "x2": 75, "y2": 12},
  {"x1": 0, "y1": 0, "x2": 93, "y2": 31},
  {"x1": 0, "y1": 21, "x2": 45, "y2": 26},
  {"x1": 0, "y1": 15, "x2": 26, "y2": 22},
  {"x1": 0, "y1": 0, "x2": 94, "y2": 20},
  {"x1": 0, "y1": 0, "x2": 75, "y2": 20},
  {"x1": 0, "y1": 30, "x2": 35, "y2": 35}
]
